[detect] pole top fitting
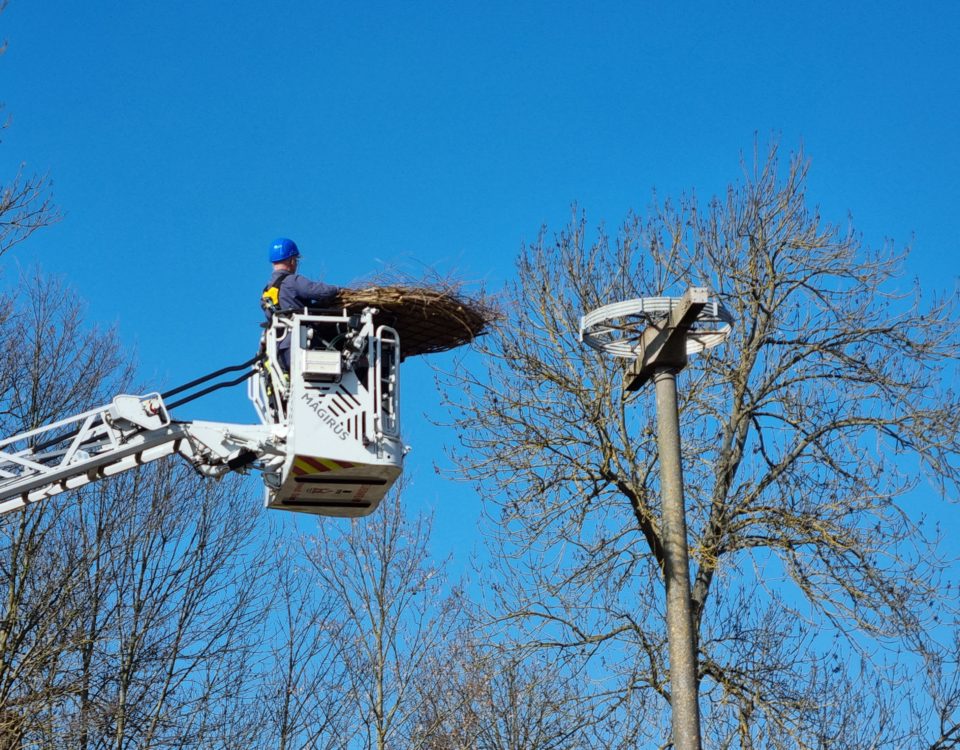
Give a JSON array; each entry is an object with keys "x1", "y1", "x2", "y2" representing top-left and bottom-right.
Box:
[{"x1": 579, "y1": 287, "x2": 734, "y2": 359}]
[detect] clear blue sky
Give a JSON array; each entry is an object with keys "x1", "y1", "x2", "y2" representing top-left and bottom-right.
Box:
[{"x1": 1, "y1": 1, "x2": 958, "y2": 557}]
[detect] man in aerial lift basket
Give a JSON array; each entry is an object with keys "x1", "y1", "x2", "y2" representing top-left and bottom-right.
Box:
[{"x1": 261, "y1": 237, "x2": 340, "y2": 371}]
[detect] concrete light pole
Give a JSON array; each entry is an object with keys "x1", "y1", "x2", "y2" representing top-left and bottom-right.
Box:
[{"x1": 580, "y1": 287, "x2": 733, "y2": 750}]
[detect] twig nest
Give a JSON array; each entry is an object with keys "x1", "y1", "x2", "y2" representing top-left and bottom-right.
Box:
[{"x1": 332, "y1": 284, "x2": 497, "y2": 359}]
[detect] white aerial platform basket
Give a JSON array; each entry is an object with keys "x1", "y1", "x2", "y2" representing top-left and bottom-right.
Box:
[{"x1": 250, "y1": 308, "x2": 404, "y2": 518}]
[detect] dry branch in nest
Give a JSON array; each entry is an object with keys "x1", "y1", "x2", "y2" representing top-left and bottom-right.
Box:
[{"x1": 332, "y1": 282, "x2": 497, "y2": 359}]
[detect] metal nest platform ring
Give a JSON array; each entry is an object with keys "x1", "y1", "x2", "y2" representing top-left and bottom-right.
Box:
[{"x1": 580, "y1": 292, "x2": 734, "y2": 359}]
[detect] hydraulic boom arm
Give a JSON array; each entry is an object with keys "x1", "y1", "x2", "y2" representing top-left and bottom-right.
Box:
[{"x1": 0, "y1": 392, "x2": 283, "y2": 515}]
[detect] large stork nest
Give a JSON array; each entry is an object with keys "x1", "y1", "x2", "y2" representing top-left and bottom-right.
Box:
[{"x1": 332, "y1": 281, "x2": 497, "y2": 359}]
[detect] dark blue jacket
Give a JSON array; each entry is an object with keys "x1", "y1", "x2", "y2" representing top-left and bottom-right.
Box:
[
  {"x1": 264, "y1": 271, "x2": 339, "y2": 321},
  {"x1": 264, "y1": 272, "x2": 340, "y2": 362}
]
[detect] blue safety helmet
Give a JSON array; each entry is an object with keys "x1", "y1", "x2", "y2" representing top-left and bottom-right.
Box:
[{"x1": 269, "y1": 237, "x2": 300, "y2": 263}]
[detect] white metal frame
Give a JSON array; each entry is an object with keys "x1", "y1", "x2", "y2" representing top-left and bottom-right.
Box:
[
  {"x1": 580, "y1": 293, "x2": 734, "y2": 358},
  {"x1": 374, "y1": 325, "x2": 400, "y2": 441},
  {"x1": 251, "y1": 308, "x2": 401, "y2": 446}
]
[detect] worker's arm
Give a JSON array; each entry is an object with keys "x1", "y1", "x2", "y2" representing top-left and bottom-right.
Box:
[{"x1": 290, "y1": 275, "x2": 339, "y2": 306}]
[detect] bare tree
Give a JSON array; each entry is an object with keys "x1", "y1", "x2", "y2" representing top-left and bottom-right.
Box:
[
  {"x1": 0, "y1": 0, "x2": 60, "y2": 260},
  {"x1": 0, "y1": 276, "x2": 130, "y2": 743},
  {"x1": 54, "y1": 465, "x2": 268, "y2": 750},
  {"x1": 0, "y1": 24, "x2": 74, "y2": 728},
  {"x1": 0, "y1": 28, "x2": 297, "y2": 741},
  {"x1": 443, "y1": 143, "x2": 960, "y2": 748},
  {"x1": 0, "y1": 273, "x2": 279, "y2": 749},
  {"x1": 251, "y1": 532, "x2": 351, "y2": 750},
  {"x1": 0, "y1": 162, "x2": 58, "y2": 259},
  {"x1": 415, "y1": 637, "x2": 632, "y2": 750},
  {"x1": 303, "y1": 488, "x2": 464, "y2": 750}
]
